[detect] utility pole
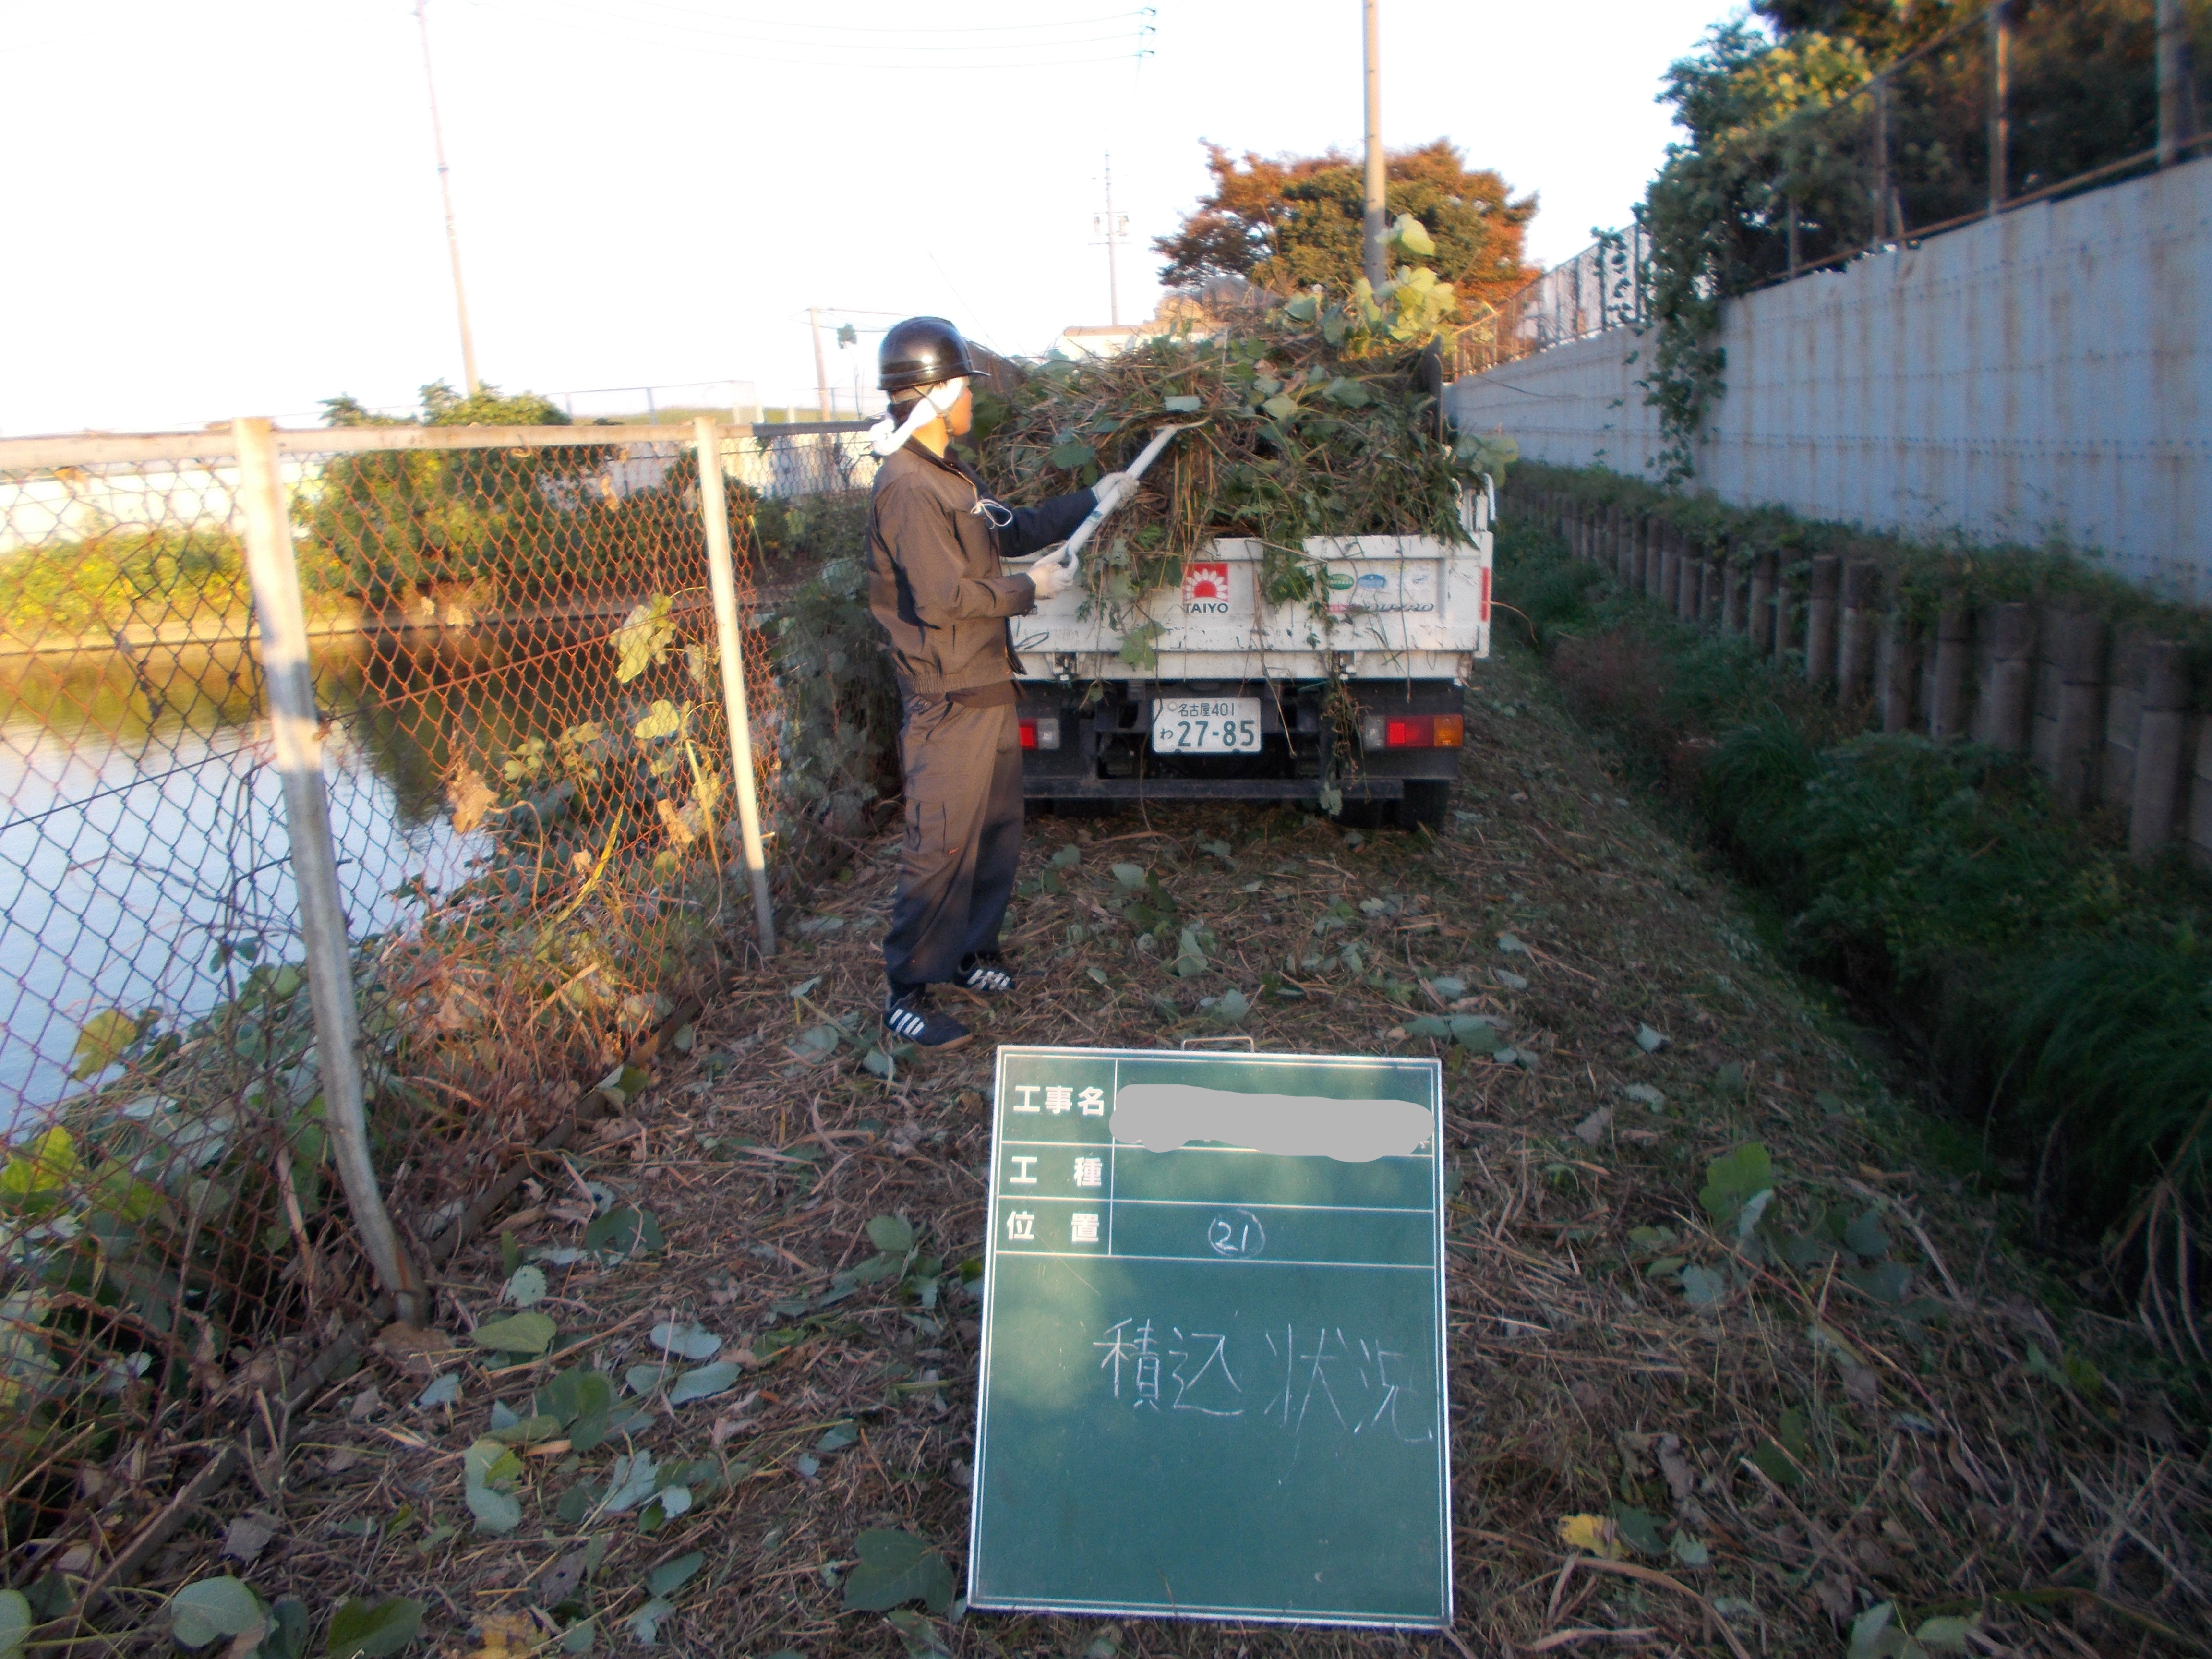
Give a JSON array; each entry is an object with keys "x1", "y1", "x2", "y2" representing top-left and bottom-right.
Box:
[
  {"x1": 414, "y1": 0, "x2": 480, "y2": 397},
  {"x1": 1093, "y1": 153, "x2": 1130, "y2": 326},
  {"x1": 809, "y1": 307, "x2": 833, "y2": 420},
  {"x1": 1361, "y1": 0, "x2": 1387, "y2": 290}
]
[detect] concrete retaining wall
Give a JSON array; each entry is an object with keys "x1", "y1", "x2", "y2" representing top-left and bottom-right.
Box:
[{"x1": 1447, "y1": 156, "x2": 2212, "y2": 601}]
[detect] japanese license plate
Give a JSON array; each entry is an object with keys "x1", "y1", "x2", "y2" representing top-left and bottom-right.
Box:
[{"x1": 1150, "y1": 697, "x2": 1262, "y2": 754}]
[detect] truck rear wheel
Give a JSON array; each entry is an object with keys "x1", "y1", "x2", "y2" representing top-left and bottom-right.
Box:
[{"x1": 1395, "y1": 780, "x2": 1454, "y2": 833}]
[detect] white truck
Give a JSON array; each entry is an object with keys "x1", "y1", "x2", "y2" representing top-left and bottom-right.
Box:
[{"x1": 1009, "y1": 484, "x2": 1494, "y2": 830}]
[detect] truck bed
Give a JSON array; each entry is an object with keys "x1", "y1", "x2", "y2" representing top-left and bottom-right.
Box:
[{"x1": 1010, "y1": 491, "x2": 1493, "y2": 823}]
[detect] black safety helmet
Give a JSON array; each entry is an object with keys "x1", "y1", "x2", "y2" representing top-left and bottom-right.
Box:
[{"x1": 878, "y1": 316, "x2": 988, "y2": 395}]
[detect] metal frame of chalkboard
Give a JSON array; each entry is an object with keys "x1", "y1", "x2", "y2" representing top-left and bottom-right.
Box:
[{"x1": 966, "y1": 1044, "x2": 1452, "y2": 1630}]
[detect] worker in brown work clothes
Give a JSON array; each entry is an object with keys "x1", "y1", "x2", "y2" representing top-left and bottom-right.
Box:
[{"x1": 863, "y1": 317, "x2": 1126, "y2": 1049}]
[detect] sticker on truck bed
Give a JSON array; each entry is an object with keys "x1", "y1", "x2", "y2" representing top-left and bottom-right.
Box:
[
  {"x1": 1181, "y1": 561, "x2": 1233, "y2": 613},
  {"x1": 1327, "y1": 563, "x2": 1438, "y2": 617}
]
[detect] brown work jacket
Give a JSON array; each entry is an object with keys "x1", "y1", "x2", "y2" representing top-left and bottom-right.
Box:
[{"x1": 865, "y1": 443, "x2": 1094, "y2": 696}]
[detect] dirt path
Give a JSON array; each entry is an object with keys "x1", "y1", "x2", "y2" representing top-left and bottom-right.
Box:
[{"x1": 196, "y1": 637, "x2": 2203, "y2": 1659}]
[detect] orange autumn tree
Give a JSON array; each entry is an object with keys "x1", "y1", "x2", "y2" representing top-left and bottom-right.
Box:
[{"x1": 1154, "y1": 139, "x2": 1537, "y2": 317}]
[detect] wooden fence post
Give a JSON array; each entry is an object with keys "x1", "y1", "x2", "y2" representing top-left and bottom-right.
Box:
[
  {"x1": 1877, "y1": 577, "x2": 1917, "y2": 733},
  {"x1": 1975, "y1": 602, "x2": 2037, "y2": 752},
  {"x1": 1805, "y1": 555, "x2": 1841, "y2": 686},
  {"x1": 1749, "y1": 552, "x2": 1777, "y2": 655},
  {"x1": 2102, "y1": 628, "x2": 2149, "y2": 811},
  {"x1": 2130, "y1": 640, "x2": 2190, "y2": 861},
  {"x1": 1928, "y1": 592, "x2": 1972, "y2": 738},
  {"x1": 2188, "y1": 717, "x2": 2212, "y2": 871},
  {"x1": 1650, "y1": 525, "x2": 1673, "y2": 605},
  {"x1": 2032, "y1": 609, "x2": 2106, "y2": 812},
  {"x1": 1697, "y1": 556, "x2": 1723, "y2": 627},
  {"x1": 1838, "y1": 558, "x2": 1879, "y2": 704}
]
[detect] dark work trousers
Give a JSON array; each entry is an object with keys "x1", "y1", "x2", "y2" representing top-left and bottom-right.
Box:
[{"x1": 883, "y1": 693, "x2": 1023, "y2": 993}]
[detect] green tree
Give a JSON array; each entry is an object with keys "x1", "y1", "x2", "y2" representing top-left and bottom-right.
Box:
[
  {"x1": 1153, "y1": 140, "x2": 1535, "y2": 315},
  {"x1": 307, "y1": 383, "x2": 668, "y2": 605},
  {"x1": 1749, "y1": 0, "x2": 1973, "y2": 60}
]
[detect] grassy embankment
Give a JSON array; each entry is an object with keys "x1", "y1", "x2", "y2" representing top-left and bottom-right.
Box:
[{"x1": 1498, "y1": 512, "x2": 2212, "y2": 1376}]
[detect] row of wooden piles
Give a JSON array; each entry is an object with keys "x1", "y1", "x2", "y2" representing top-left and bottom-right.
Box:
[{"x1": 1519, "y1": 487, "x2": 2212, "y2": 869}]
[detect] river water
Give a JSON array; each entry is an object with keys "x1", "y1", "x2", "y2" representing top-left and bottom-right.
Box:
[{"x1": 0, "y1": 633, "x2": 614, "y2": 1128}]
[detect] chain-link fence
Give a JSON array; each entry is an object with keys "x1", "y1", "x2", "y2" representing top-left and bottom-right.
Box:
[
  {"x1": 1450, "y1": 228, "x2": 1651, "y2": 378},
  {"x1": 1728, "y1": 0, "x2": 2209, "y2": 283},
  {"x1": 0, "y1": 415, "x2": 871, "y2": 1590}
]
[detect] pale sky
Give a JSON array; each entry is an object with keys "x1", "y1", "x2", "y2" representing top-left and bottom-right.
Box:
[{"x1": 0, "y1": 0, "x2": 1745, "y2": 436}]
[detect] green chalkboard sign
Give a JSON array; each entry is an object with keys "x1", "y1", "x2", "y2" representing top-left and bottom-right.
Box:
[{"x1": 968, "y1": 1045, "x2": 1450, "y2": 1629}]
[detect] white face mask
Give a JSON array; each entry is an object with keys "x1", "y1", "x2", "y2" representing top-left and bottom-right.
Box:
[{"x1": 868, "y1": 376, "x2": 968, "y2": 457}]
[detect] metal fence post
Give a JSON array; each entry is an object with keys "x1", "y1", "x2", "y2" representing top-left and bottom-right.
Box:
[
  {"x1": 1871, "y1": 75, "x2": 1893, "y2": 245},
  {"x1": 694, "y1": 417, "x2": 777, "y2": 958},
  {"x1": 1989, "y1": 0, "x2": 2011, "y2": 212},
  {"x1": 233, "y1": 418, "x2": 427, "y2": 1324},
  {"x1": 2158, "y1": 0, "x2": 2200, "y2": 167}
]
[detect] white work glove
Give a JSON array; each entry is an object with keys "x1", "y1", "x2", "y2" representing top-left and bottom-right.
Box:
[
  {"x1": 1093, "y1": 470, "x2": 1132, "y2": 512},
  {"x1": 1028, "y1": 544, "x2": 1079, "y2": 601}
]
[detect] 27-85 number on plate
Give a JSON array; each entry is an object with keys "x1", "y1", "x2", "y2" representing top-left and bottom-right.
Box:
[{"x1": 1151, "y1": 697, "x2": 1262, "y2": 754}]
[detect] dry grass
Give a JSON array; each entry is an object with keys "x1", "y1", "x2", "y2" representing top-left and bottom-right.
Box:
[{"x1": 108, "y1": 636, "x2": 2208, "y2": 1658}]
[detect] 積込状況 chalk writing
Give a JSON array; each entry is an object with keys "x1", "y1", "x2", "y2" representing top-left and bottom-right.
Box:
[{"x1": 1092, "y1": 1318, "x2": 1435, "y2": 1445}]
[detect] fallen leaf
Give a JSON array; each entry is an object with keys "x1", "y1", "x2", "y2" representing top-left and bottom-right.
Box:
[
  {"x1": 470, "y1": 1313, "x2": 557, "y2": 1356},
  {"x1": 1655, "y1": 1435, "x2": 1696, "y2": 1505},
  {"x1": 1574, "y1": 1108, "x2": 1613, "y2": 1145},
  {"x1": 1555, "y1": 1514, "x2": 1623, "y2": 1559},
  {"x1": 374, "y1": 1323, "x2": 458, "y2": 1367},
  {"x1": 1680, "y1": 1264, "x2": 1729, "y2": 1307},
  {"x1": 467, "y1": 1611, "x2": 538, "y2": 1659},
  {"x1": 220, "y1": 1511, "x2": 279, "y2": 1564}
]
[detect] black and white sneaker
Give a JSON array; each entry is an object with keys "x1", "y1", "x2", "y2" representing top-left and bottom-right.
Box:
[
  {"x1": 957, "y1": 953, "x2": 1017, "y2": 997},
  {"x1": 884, "y1": 987, "x2": 972, "y2": 1050}
]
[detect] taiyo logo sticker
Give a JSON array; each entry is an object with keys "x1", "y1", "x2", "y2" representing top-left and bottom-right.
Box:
[{"x1": 1182, "y1": 561, "x2": 1232, "y2": 614}]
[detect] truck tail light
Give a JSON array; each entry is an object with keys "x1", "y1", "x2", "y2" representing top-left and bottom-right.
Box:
[
  {"x1": 1359, "y1": 713, "x2": 1464, "y2": 749},
  {"x1": 1020, "y1": 717, "x2": 1061, "y2": 751}
]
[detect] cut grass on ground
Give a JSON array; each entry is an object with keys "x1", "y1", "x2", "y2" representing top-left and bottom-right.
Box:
[{"x1": 119, "y1": 634, "x2": 2209, "y2": 1659}]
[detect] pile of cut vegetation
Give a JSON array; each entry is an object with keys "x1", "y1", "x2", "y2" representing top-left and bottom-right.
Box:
[{"x1": 969, "y1": 217, "x2": 1515, "y2": 609}]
